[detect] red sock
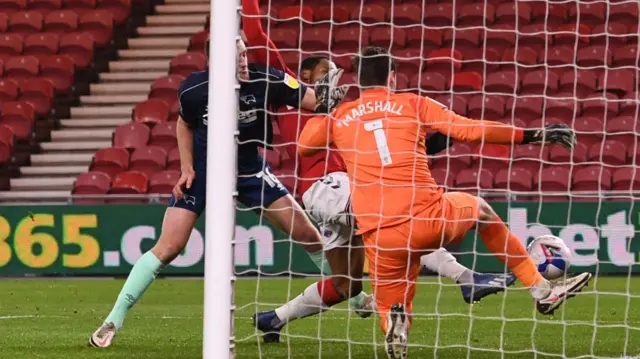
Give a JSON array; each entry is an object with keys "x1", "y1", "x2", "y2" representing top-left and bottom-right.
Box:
[{"x1": 316, "y1": 278, "x2": 343, "y2": 307}]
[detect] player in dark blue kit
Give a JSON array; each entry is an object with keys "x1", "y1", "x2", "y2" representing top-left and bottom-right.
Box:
[{"x1": 90, "y1": 38, "x2": 342, "y2": 348}]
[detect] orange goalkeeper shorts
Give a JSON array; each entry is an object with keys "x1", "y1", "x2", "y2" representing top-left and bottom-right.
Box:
[{"x1": 363, "y1": 191, "x2": 479, "y2": 333}]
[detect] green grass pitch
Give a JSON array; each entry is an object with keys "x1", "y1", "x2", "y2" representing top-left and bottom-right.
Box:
[{"x1": 1, "y1": 277, "x2": 639, "y2": 359}]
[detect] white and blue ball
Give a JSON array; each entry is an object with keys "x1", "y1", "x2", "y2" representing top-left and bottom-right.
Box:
[{"x1": 527, "y1": 235, "x2": 572, "y2": 280}]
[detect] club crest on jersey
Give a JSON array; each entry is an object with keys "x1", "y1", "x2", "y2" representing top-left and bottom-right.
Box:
[
  {"x1": 183, "y1": 195, "x2": 196, "y2": 205},
  {"x1": 284, "y1": 74, "x2": 300, "y2": 89},
  {"x1": 240, "y1": 94, "x2": 257, "y2": 105}
]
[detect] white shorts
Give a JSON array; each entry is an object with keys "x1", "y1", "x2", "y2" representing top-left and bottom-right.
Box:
[{"x1": 302, "y1": 172, "x2": 356, "y2": 251}]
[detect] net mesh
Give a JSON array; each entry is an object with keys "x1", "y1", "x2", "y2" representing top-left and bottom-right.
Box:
[{"x1": 234, "y1": 0, "x2": 640, "y2": 358}]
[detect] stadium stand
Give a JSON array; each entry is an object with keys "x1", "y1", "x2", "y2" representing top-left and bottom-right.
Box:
[{"x1": 0, "y1": 0, "x2": 637, "y2": 204}]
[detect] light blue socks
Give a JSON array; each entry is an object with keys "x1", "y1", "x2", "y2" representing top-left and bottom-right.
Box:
[{"x1": 105, "y1": 251, "x2": 164, "y2": 329}]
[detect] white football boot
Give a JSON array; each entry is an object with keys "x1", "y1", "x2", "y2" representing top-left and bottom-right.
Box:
[
  {"x1": 384, "y1": 303, "x2": 408, "y2": 359},
  {"x1": 354, "y1": 293, "x2": 377, "y2": 318},
  {"x1": 89, "y1": 322, "x2": 117, "y2": 348},
  {"x1": 536, "y1": 272, "x2": 592, "y2": 315}
]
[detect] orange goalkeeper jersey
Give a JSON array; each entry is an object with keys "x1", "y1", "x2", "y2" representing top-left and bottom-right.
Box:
[{"x1": 298, "y1": 88, "x2": 525, "y2": 234}]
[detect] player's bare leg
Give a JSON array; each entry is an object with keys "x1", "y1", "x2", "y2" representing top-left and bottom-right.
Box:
[
  {"x1": 261, "y1": 194, "x2": 323, "y2": 253},
  {"x1": 90, "y1": 207, "x2": 197, "y2": 348},
  {"x1": 474, "y1": 196, "x2": 591, "y2": 313}
]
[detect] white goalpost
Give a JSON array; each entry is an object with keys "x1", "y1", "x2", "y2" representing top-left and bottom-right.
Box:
[{"x1": 203, "y1": 0, "x2": 238, "y2": 358}]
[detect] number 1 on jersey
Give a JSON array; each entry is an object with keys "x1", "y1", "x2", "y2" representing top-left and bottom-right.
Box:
[{"x1": 364, "y1": 120, "x2": 392, "y2": 166}]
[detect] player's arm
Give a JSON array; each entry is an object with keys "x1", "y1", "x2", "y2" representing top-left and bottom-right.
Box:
[
  {"x1": 176, "y1": 116, "x2": 194, "y2": 171},
  {"x1": 174, "y1": 83, "x2": 198, "y2": 199},
  {"x1": 241, "y1": 0, "x2": 295, "y2": 77},
  {"x1": 298, "y1": 114, "x2": 331, "y2": 157},
  {"x1": 419, "y1": 97, "x2": 576, "y2": 148}
]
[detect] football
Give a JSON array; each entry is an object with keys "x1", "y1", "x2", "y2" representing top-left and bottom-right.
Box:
[{"x1": 527, "y1": 235, "x2": 572, "y2": 280}]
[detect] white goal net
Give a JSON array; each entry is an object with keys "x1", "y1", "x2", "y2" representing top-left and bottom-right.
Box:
[{"x1": 218, "y1": 0, "x2": 640, "y2": 358}]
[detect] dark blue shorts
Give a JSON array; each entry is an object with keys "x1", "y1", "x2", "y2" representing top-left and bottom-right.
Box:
[{"x1": 168, "y1": 163, "x2": 289, "y2": 216}]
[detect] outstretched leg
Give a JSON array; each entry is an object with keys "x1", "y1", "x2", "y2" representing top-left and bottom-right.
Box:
[{"x1": 90, "y1": 206, "x2": 198, "y2": 348}]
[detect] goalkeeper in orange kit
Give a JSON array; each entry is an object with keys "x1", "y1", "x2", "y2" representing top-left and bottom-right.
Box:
[{"x1": 298, "y1": 46, "x2": 592, "y2": 359}]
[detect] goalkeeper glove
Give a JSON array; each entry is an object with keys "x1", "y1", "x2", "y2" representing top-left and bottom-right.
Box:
[
  {"x1": 425, "y1": 132, "x2": 453, "y2": 155},
  {"x1": 315, "y1": 68, "x2": 348, "y2": 115},
  {"x1": 522, "y1": 124, "x2": 577, "y2": 149}
]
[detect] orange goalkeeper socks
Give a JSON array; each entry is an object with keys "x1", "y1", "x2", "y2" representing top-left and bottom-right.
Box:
[{"x1": 478, "y1": 219, "x2": 543, "y2": 288}]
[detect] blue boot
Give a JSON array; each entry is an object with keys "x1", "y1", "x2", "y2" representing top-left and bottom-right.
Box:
[
  {"x1": 252, "y1": 310, "x2": 284, "y2": 343},
  {"x1": 460, "y1": 273, "x2": 517, "y2": 304}
]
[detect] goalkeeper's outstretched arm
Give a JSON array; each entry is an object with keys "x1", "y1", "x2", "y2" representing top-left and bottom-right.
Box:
[{"x1": 419, "y1": 96, "x2": 576, "y2": 149}]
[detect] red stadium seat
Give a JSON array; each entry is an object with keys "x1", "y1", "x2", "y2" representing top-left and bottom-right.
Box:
[
  {"x1": 454, "y1": 168, "x2": 493, "y2": 193},
  {"x1": 458, "y1": 3, "x2": 495, "y2": 28},
  {"x1": 494, "y1": 167, "x2": 533, "y2": 192},
  {"x1": 577, "y1": 45, "x2": 612, "y2": 68},
  {"x1": 43, "y1": 10, "x2": 78, "y2": 35},
  {"x1": 443, "y1": 28, "x2": 481, "y2": 52},
  {"x1": 392, "y1": 48, "x2": 422, "y2": 74},
  {"x1": 73, "y1": 171, "x2": 111, "y2": 195},
  {"x1": 0, "y1": 35, "x2": 24, "y2": 60},
  {"x1": 486, "y1": 24, "x2": 516, "y2": 53},
  {"x1": 63, "y1": 0, "x2": 96, "y2": 17},
  {"x1": 425, "y1": 48, "x2": 462, "y2": 77},
  {"x1": 0, "y1": 124, "x2": 14, "y2": 164},
  {"x1": 534, "y1": 167, "x2": 571, "y2": 201},
  {"x1": 189, "y1": 30, "x2": 207, "y2": 53},
  {"x1": 40, "y1": 55, "x2": 74, "y2": 93},
  {"x1": 569, "y1": 1, "x2": 606, "y2": 25},
  {"x1": 549, "y1": 142, "x2": 588, "y2": 165},
  {"x1": 473, "y1": 144, "x2": 510, "y2": 173},
  {"x1": 512, "y1": 144, "x2": 548, "y2": 174},
  {"x1": 59, "y1": 32, "x2": 94, "y2": 69},
  {"x1": 559, "y1": 70, "x2": 597, "y2": 99},
  {"x1": 113, "y1": 123, "x2": 150, "y2": 150},
  {"x1": 433, "y1": 94, "x2": 468, "y2": 116},
  {"x1": 277, "y1": 4, "x2": 312, "y2": 23},
  {"x1": 108, "y1": 171, "x2": 149, "y2": 202},
  {"x1": 149, "y1": 170, "x2": 180, "y2": 195},
  {"x1": 572, "y1": 166, "x2": 612, "y2": 192},
  {"x1": 130, "y1": 146, "x2": 167, "y2": 177},
  {"x1": 5, "y1": 56, "x2": 39, "y2": 81},
  {"x1": 518, "y1": 24, "x2": 550, "y2": 52},
  {"x1": 551, "y1": 24, "x2": 590, "y2": 48},
  {"x1": 429, "y1": 167, "x2": 454, "y2": 190},
  {"x1": 149, "y1": 74, "x2": 183, "y2": 102},
  {"x1": 587, "y1": 140, "x2": 627, "y2": 166},
  {"x1": 581, "y1": 94, "x2": 619, "y2": 120},
  {"x1": 350, "y1": 4, "x2": 386, "y2": 24},
  {"x1": 413, "y1": 72, "x2": 447, "y2": 93},
  {"x1": 545, "y1": 99, "x2": 579, "y2": 119},
  {"x1": 96, "y1": 0, "x2": 131, "y2": 25},
  {"x1": 467, "y1": 95, "x2": 505, "y2": 120},
  {"x1": 508, "y1": 96, "x2": 543, "y2": 121},
  {"x1": 170, "y1": 52, "x2": 207, "y2": 77},
  {"x1": 612, "y1": 167, "x2": 640, "y2": 191},
  {"x1": 8, "y1": 11, "x2": 43, "y2": 36},
  {"x1": 609, "y1": 2, "x2": 640, "y2": 28},
  {"x1": 333, "y1": 25, "x2": 370, "y2": 52},
  {"x1": 521, "y1": 70, "x2": 559, "y2": 95},
  {"x1": 0, "y1": 0, "x2": 26, "y2": 14},
  {"x1": 501, "y1": 46, "x2": 540, "y2": 76},
  {"x1": 23, "y1": 33, "x2": 60, "y2": 59},
  {"x1": 149, "y1": 122, "x2": 177, "y2": 153},
  {"x1": 90, "y1": 147, "x2": 129, "y2": 178},
  {"x1": 270, "y1": 28, "x2": 298, "y2": 50},
  {"x1": 431, "y1": 143, "x2": 473, "y2": 173},
  {"x1": 19, "y1": 78, "x2": 54, "y2": 116},
  {"x1": 452, "y1": 72, "x2": 482, "y2": 93},
  {"x1": 485, "y1": 70, "x2": 518, "y2": 95},
  {"x1": 369, "y1": 26, "x2": 406, "y2": 50},
  {"x1": 314, "y1": 5, "x2": 349, "y2": 24},
  {"x1": 405, "y1": 28, "x2": 441, "y2": 52},
  {"x1": 598, "y1": 70, "x2": 635, "y2": 97},
  {"x1": 573, "y1": 116, "x2": 604, "y2": 147},
  {"x1": 546, "y1": 45, "x2": 575, "y2": 67},
  {"x1": 167, "y1": 147, "x2": 180, "y2": 171},
  {"x1": 78, "y1": 10, "x2": 113, "y2": 47},
  {"x1": 0, "y1": 101, "x2": 35, "y2": 140},
  {"x1": 530, "y1": 1, "x2": 568, "y2": 25},
  {"x1": 620, "y1": 92, "x2": 640, "y2": 117},
  {"x1": 393, "y1": 4, "x2": 421, "y2": 26},
  {"x1": 590, "y1": 24, "x2": 629, "y2": 48},
  {"x1": 613, "y1": 45, "x2": 638, "y2": 68},
  {"x1": 133, "y1": 99, "x2": 170, "y2": 126},
  {"x1": 494, "y1": 2, "x2": 532, "y2": 27},
  {"x1": 424, "y1": 3, "x2": 454, "y2": 27},
  {"x1": 461, "y1": 47, "x2": 501, "y2": 76},
  {"x1": 28, "y1": 0, "x2": 62, "y2": 15},
  {"x1": 605, "y1": 116, "x2": 638, "y2": 147},
  {"x1": 0, "y1": 13, "x2": 7, "y2": 32},
  {"x1": 0, "y1": 79, "x2": 19, "y2": 101}
]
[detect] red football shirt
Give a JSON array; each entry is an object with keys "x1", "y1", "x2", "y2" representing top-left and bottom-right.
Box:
[{"x1": 277, "y1": 106, "x2": 347, "y2": 198}]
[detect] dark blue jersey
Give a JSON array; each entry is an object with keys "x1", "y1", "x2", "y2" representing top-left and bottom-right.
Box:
[{"x1": 177, "y1": 63, "x2": 307, "y2": 174}]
